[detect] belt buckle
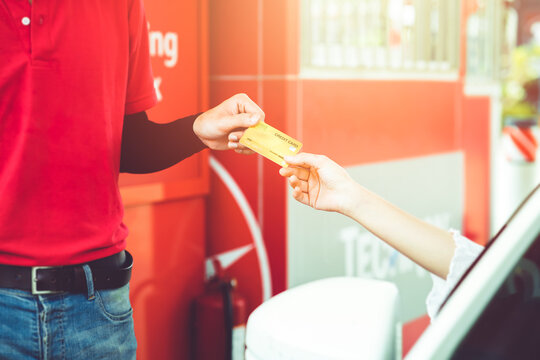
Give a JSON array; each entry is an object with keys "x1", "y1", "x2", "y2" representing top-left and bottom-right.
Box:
[{"x1": 31, "y1": 266, "x2": 63, "y2": 295}]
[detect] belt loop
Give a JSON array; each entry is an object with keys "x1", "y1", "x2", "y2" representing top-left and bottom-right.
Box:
[{"x1": 82, "y1": 265, "x2": 95, "y2": 300}]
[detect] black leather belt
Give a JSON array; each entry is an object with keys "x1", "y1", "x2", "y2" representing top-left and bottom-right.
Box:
[{"x1": 0, "y1": 251, "x2": 133, "y2": 295}]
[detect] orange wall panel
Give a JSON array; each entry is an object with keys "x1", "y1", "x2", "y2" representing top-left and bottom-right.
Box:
[
  {"x1": 126, "y1": 199, "x2": 206, "y2": 360},
  {"x1": 301, "y1": 80, "x2": 459, "y2": 166},
  {"x1": 462, "y1": 96, "x2": 491, "y2": 245},
  {"x1": 260, "y1": 79, "x2": 294, "y2": 293},
  {"x1": 209, "y1": 0, "x2": 259, "y2": 75},
  {"x1": 262, "y1": 0, "x2": 299, "y2": 75}
]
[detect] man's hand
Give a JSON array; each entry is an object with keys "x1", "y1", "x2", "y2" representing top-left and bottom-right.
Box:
[{"x1": 193, "y1": 93, "x2": 264, "y2": 153}]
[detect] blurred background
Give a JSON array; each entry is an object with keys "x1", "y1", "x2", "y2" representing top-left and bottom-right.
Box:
[{"x1": 119, "y1": 0, "x2": 540, "y2": 358}]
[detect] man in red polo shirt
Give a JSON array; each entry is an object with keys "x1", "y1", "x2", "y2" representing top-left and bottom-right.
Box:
[{"x1": 0, "y1": 0, "x2": 260, "y2": 358}]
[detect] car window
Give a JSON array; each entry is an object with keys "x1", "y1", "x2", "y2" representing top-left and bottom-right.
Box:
[{"x1": 450, "y1": 230, "x2": 540, "y2": 359}]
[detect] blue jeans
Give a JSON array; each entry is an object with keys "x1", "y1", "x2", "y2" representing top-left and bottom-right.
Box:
[{"x1": 0, "y1": 265, "x2": 136, "y2": 360}]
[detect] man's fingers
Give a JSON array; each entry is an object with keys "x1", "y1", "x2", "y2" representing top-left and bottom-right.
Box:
[
  {"x1": 234, "y1": 148, "x2": 255, "y2": 155},
  {"x1": 229, "y1": 138, "x2": 254, "y2": 153},
  {"x1": 228, "y1": 131, "x2": 245, "y2": 142},
  {"x1": 231, "y1": 93, "x2": 265, "y2": 120},
  {"x1": 220, "y1": 113, "x2": 261, "y2": 133}
]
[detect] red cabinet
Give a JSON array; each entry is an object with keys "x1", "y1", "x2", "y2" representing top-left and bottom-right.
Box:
[{"x1": 119, "y1": 1, "x2": 209, "y2": 359}]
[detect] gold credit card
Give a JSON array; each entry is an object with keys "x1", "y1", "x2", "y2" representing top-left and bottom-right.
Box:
[{"x1": 239, "y1": 122, "x2": 302, "y2": 167}]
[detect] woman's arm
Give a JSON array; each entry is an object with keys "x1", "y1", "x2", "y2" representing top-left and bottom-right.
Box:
[{"x1": 279, "y1": 153, "x2": 456, "y2": 279}]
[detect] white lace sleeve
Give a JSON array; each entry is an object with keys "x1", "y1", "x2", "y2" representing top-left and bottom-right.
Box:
[{"x1": 425, "y1": 230, "x2": 484, "y2": 322}]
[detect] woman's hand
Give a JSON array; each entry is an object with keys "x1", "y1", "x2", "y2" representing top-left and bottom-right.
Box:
[{"x1": 279, "y1": 152, "x2": 360, "y2": 215}]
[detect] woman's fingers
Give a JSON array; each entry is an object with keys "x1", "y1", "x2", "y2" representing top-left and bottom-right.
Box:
[
  {"x1": 279, "y1": 165, "x2": 310, "y2": 181},
  {"x1": 284, "y1": 152, "x2": 326, "y2": 168},
  {"x1": 292, "y1": 186, "x2": 309, "y2": 205},
  {"x1": 288, "y1": 175, "x2": 308, "y2": 193}
]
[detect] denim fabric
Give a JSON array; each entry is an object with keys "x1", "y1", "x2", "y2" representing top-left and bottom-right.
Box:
[{"x1": 0, "y1": 277, "x2": 136, "y2": 360}]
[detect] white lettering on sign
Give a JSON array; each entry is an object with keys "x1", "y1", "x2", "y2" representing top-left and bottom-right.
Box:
[
  {"x1": 148, "y1": 23, "x2": 179, "y2": 68},
  {"x1": 339, "y1": 212, "x2": 452, "y2": 280},
  {"x1": 153, "y1": 77, "x2": 163, "y2": 102},
  {"x1": 147, "y1": 23, "x2": 179, "y2": 103}
]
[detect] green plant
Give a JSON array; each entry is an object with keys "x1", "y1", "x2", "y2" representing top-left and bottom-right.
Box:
[{"x1": 502, "y1": 43, "x2": 540, "y2": 121}]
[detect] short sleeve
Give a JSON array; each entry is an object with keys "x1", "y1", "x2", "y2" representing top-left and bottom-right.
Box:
[
  {"x1": 125, "y1": 0, "x2": 158, "y2": 115},
  {"x1": 425, "y1": 230, "x2": 484, "y2": 322}
]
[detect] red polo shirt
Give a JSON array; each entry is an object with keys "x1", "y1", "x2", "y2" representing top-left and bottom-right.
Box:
[{"x1": 0, "y1": 0, "x2": 157, "y2": 265}]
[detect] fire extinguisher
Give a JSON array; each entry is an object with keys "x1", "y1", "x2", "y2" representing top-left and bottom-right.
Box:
[{"x1": 193, "y1": 276, "x2": 247, "y2": 360}]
